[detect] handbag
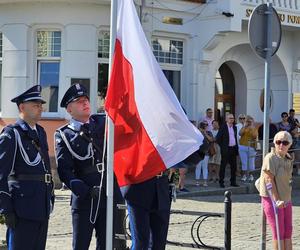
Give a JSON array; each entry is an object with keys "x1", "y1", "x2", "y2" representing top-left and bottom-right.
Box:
[{"x1": 208, "y1": 143, "x2": 216, "y2": 157}]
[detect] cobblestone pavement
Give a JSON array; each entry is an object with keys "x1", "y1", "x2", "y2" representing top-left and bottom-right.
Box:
[{"x1": 1, "y1": 189, "x2": 300, "y2": 249}]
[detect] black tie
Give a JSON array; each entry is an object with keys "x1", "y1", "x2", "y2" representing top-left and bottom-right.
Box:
[{"x1": 80, "y1": 123, "x2": 90, "y2": 134}]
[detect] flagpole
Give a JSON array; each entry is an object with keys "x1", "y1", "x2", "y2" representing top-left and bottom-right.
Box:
[{"x1": 106, "y1": 0, "x2": 117, "y2": 249}]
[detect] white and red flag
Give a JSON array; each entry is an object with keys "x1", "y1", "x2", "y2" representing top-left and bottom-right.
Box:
[{"x1": 105, "y1": 0, "x2": 203, "y2": 187}]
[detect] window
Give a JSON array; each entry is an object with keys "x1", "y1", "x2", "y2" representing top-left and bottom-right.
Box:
[
  {"x1": 152, "y1": 38, "x2": 183, "y2": 65},
  {"x1": 98, "y1": 31, "x2": 110, "y2": 58},
  {"x1": 0, "y1": 33, "x2": 2, "y2": 112},
  {"x1": 37, "y1": 31, "x2": 61, "y2": 112},
  {"x1": 152, "y1": 38, "x2": 183, "y2": 100},
  {"x1": 97, "y1": 31, "x2": 110, "y2": 112},
  {"x1": 163, "y1": 70, "x2": 181, "y2": 101},
  {"x1": 97, "y1": 63, "x2": 109, "y2": 112}
]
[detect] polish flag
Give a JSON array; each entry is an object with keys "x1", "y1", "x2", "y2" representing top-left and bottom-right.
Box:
[{"x1": 105, "y1": 0, "x2": 203, "y2": 187}]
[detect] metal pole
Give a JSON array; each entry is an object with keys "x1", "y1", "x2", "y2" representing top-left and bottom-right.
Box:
[
  {"x1": 224, "y1": 191, "x2": 232, "y2": 250},
  {"x1": 106, "y1": 0, "x2": 117, "y2": 249},
  {"x1": 139, "y1": 0, "x2": 145, "y2": 22},
  {"x1": 261, "y1": 3, "x2": 273, "y2": 250}
]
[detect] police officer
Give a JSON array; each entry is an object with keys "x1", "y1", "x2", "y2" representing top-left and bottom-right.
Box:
[
  {"x1": 55, "y1": 84, "x2": 124, "y2": 250},
  {"x1": 0, "y1": 85, "x2": 54, "y2": 250},
  {"x1": 123, "y1": 172, "x2": 171, "y2": 249}
]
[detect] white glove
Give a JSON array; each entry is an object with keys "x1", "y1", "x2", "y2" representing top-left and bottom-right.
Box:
[{"x1": 275, "y1": 200, "x2": 284, "y2": 208}]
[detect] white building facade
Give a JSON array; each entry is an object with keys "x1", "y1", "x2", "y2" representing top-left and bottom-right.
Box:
[{"x1": 0, "y1": 0, "x2": 300, "y2": 153}]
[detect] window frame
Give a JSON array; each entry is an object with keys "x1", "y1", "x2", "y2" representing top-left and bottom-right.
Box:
[
  {"x1": 152, "y1": 36, "x2": 184, "y2": 101},
  {"x1": 151, "y1": 37, "x2": 184, "y2": 66},
  {"x1": 98, "y1": 30, "x2": 110, "y2": 59},
  {"x1": 35, "y1": 29, "x2": 62, "y2": 118},
  {"x1": 97, "y1": 29, "x2": 110, "y2": 113}
]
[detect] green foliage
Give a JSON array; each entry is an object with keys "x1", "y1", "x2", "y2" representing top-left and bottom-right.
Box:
[
  {"x1": 173, "y1": 169, "x2": 180, "y2": 184},
  {"x1": 0, "y1": 214, "x2": 4, "y2": 225}
]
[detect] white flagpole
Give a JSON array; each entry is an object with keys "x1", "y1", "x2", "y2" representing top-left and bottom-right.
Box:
[{"x1": 106, "y1": 0, "x2": 117, "y2": 249}]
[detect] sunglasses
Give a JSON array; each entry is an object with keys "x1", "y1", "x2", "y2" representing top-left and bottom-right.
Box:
[
  {"x1": 282, "y1": 115, "x2": 288, "y2": 118},
  {"x1": 239, "y1": 117, "x2": 245, "y2": 120},
  {"x1": 275, "y1": 140, "x2": 290, "y2": 146}
]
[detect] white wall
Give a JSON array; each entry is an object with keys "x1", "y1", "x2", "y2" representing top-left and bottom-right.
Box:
[{"x1": 0, "y1": 2, "x2": 110, "y2": 117}]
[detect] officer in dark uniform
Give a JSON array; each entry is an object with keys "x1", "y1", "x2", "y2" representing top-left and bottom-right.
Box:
[
  {"x1": 55, "y1": 84, "x2": 124, "y2": 250},
  {"x1": 0, "y1": 85, "x2": 54, "y2": 250},
  {"x1": 123, "y1": 172, "x2": 171, "y2": 249}
]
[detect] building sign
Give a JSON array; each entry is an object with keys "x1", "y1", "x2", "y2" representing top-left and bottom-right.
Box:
[
  {"x1": 162, "y1": 17, "x2": 183, "y2": 25},
  {"x1": 246, "y1": 8, "x2": 300, "y2": 26},
  {"x1": 293, "y1": 93, "x2": 300, "y2": 114}
]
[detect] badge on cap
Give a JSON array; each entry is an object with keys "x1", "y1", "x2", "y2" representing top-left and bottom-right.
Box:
[{"x1": 75, "y1": 84, "x2": 81, "y2": 90}]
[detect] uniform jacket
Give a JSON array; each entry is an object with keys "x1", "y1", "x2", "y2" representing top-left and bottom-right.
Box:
[
  {"x1": 0, "y1": 119, "x2": 54, "y2": 221},
  {"x1": 55, "y1": 114, "x2": 122, "y2": 210},
  {"x1": 216, "y1": 123, "x2": 239, "y2": 156}
]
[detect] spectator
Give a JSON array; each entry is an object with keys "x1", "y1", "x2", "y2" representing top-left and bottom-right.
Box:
[
  {"x1": 258, "y1": 118, "x2": 278, "y2": 142},
  {"x1": 216, "y1": 113, "x2": 239, "y2": 188},
  {"x1": 277, "y1": 112, "x2": 296, "y2": 136},
  {"x1": 208, "y1": 120, "x2": 221, "y2": 182},
  {"x1": 195, "y1": 121, "x2": 214, "y2": 187},
  {"x1": 288, "y1": 109, "x2": 300, "y2": 129},
  {"x1": 288, "y1": 109, "x2": 300, "y2": 175},
  {"x1": 236, "y1": 114, "x2": 246, "y2": 143},
  {"x1": 169, "y1": 163, "x2": 189, "y2": 192},
  {"x1": 239, "y1": 115, "x2": 258, "y2": 182},
  {"x1": 202, "y1": 108, "x2": 214, "y2": 132},
  {"x1": 258, "y1": 131, "x2": 293, "y2": 250},
  {"x1": 236, "y1": 114, "x2": 246, "y2": 177}
]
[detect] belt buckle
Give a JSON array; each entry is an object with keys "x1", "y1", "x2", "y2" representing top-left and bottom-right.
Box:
[
  {"x1": 45, "y1": 174, "x2": 52, "y2": 184},
  {"x1": 96, "y1": 163, "x2": 104, "y2": 173}
]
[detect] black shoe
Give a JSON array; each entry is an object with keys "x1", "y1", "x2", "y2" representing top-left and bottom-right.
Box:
[
  {"x1": 230, "y1": 183, "x2": 239, "y2": 187},
  {"x1": 219, "y1": 183, "x2": 225, "y2": 188}
]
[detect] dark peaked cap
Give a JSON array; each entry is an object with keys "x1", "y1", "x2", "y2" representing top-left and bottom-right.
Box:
[
  {"x1": 60, "y1": 83, "x2": 89, "y2": 108},
  {"x1": 11, "y1": 85, "x2": 46, "y2": 105}
]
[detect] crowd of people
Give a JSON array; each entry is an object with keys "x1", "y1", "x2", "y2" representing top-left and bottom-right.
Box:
[
  {"x1": 0, "y1": 82, "x2": 297, "y2": 250},
  {"x1": 175, "y1": 108, "x2": 300, "y2": 192}
]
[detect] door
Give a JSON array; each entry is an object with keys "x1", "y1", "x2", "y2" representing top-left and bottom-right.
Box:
[{"x1": 215, "y1": 63, "x2": 235, "y2": 125}]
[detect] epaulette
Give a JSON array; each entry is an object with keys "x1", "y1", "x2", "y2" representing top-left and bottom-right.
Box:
[
  {"x1": 1, "y1": 123, "x2": 18, "y2": 134},
  {"x1": 56, "y1": 123, "x2": 69, "y2": 132},
  {"x1": 90, "y1": 113, "x2": 106, "y2": 123}
]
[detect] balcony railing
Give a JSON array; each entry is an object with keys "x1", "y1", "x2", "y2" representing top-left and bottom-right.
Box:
[{"x1": 242, "y1": 0, "x2": 299, "y2": 10}]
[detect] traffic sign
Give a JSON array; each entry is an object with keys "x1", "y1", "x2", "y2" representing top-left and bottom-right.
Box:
[{"x1": 248, "y1": 4, "x2": 281, "y2": 59}]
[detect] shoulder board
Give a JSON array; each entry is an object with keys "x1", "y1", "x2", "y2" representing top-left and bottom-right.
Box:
[
  {"x1": 56, "y1": 123, "x2": 70, "y2": 132},
  {"x1": 0, "y1": 124, "x2": 17, "y2": 139},
  {"x1": 1, "y1": 123, "x2": 18, "y2": 133},
  {"x1": 91, "y1": 113, "x2": 106, "y2": 123}
]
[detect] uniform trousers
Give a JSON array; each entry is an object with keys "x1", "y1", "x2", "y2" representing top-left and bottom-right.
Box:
[
  {"x1": 7, "y1": 218, "x2": 48, "y2": 250},
  {"x1": 72, "y1": 207, "x2": 106, "y2": 250},
  {"x1": 127, "y1": 202, "x2": 171, "y2": 250}
]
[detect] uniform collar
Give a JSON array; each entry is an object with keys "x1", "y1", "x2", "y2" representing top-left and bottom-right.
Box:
[
  {"x1": 16, "y1": 119, "x2": 30, "y2": 131},
  {"x1": 68, "y1": 118, "x2": 90, "y2": 131},
  {"x1": 15, "y1": 119, "x2": 39, "y2": 140}
]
